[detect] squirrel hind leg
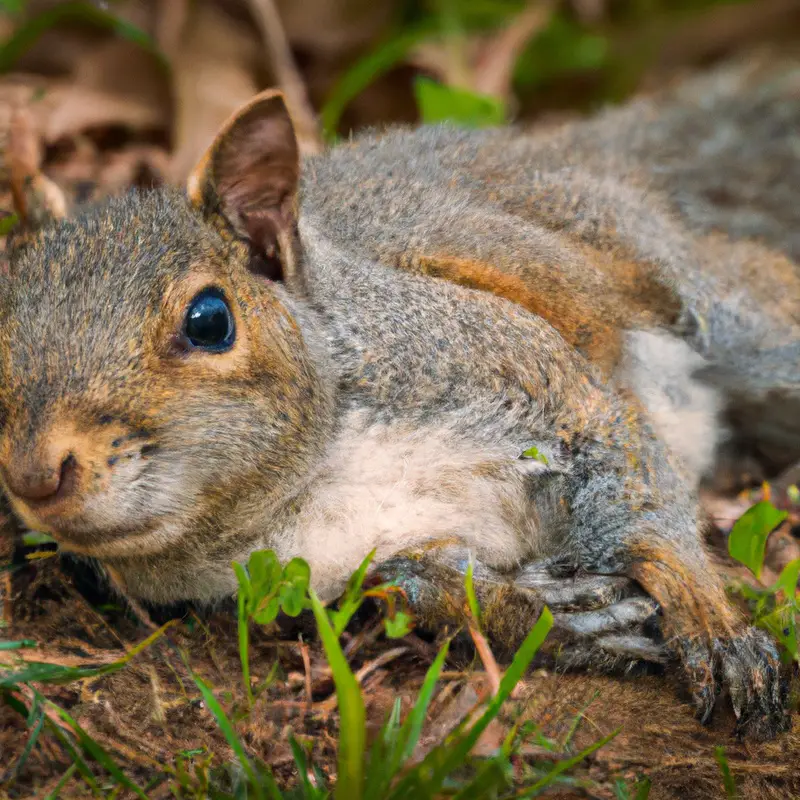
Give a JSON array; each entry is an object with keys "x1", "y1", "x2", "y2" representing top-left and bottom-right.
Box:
[{"x1": 373, "y1": 542, "x2": 664, "y2": 670}]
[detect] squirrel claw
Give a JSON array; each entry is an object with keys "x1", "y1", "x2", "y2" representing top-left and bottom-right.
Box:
[
  {"x1": 679, "y1": 628, "x2": 790, "y2": 740},
  {"x1": 720, "y1": 629, "x2": 790, "y2": 740}
]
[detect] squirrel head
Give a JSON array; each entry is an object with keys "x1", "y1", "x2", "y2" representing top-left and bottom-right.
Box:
[{"x1": 0, "y1": 91, "x2": 331, "y2": 580}]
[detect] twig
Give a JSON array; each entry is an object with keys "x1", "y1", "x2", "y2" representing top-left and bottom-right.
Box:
[
  {"x1": 0, "y1": 516, "x2": 14, "y2": 627},
  {"x1": 246, "y1": 0, "x2": 323, "y2": 154},
  {"x1": 7, "y1": 107, "x2": 67, "y2": 227},
  {"x1": 316, "y1": 646, "x2": 409, "y2": 712},
  {"x1": 473, "y1": 0, "x2": 556, "y2": 99},
  {"x1": 467, "y1": 622, "x2": 502, "y2": 697},
  {"x1": 299, "y1": 637, "x2": 313, "y2": 715}
]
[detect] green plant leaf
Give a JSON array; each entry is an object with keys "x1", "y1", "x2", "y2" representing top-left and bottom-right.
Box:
[
  {"x1": 248, "y1": 550, "x2": 283, "y2": 599},
  {"x1": 0, "y1": 211, "x2": 19, "y2": 236},
  {"x1": 309, "y1": 589, "x2": 365, "y2": 800},
  {"x1": 414, "y1": 77, "x2": 506, "y2": 127},
  {"x1": 232, "y1": 561, "x2": 253, "y2": 608},
  {"x1": 520, "y1": 445, "x2": 548, "y2": 465},
  {"x1": 279, "y1": 558, "x2": 311, "y2": 618},
  {"x1": 773, "y1": 558, "x2": 800, "y2": 599},
  {"x1": 728, "y1": 501, "x2": 788, "y2": 579},
  {"x1": 20, "y1": 531, "x2": 55, "y2": 546},
  {"x1": 384, "y1": 610, "x2": 413, "y2": 639},
  {"x1": 251, "y1": 596, "x2": 281, "y2": 626}
]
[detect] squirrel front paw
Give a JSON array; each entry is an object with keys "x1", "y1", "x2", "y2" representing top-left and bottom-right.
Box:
[
  {"x1": 678, "y1": 627, "x2": 791, "y2": 740},
  {"x1": 373, "y1": 544, "x2": 665, "y2": 669}
]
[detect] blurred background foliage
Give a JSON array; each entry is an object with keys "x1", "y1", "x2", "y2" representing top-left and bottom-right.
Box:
[{"x1": 0, "y1": 0, "x2": 798, "y2": 205}]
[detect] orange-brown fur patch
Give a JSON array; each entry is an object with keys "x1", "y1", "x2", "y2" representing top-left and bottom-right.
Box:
[
  {"x1": 630, "y1": 540, "x2": 740, "y2": 642},
  {"x1": 402, "y1": 251, "x2": 680, "y2": 375}
]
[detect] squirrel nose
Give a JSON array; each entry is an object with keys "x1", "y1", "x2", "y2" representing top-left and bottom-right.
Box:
[{"x1": 4, "y1": 453, "x2": 78, "y2": 504}]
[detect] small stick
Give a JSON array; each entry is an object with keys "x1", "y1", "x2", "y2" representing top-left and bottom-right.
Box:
[
  {"x1": 246, "y1": 0, "x2": 323, "y2": 154},
  {"x1": 473, "y1": 1, "x2": 556, "y2": 99},
  {"x1": 467, "y1": 622, "x2": 503, "y2": 697},
  {"x1": 299, "y1": 638, "x2": 313, "y2": 715}
]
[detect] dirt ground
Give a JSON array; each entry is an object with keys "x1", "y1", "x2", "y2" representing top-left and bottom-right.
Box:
[{"x1": 2, "y1": 509, "x2": 800, "y2": 799}]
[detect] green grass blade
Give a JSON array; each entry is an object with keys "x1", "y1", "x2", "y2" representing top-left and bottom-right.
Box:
[
  {"x1": 398, "y1": 640, "x2": 449, "y2": 764},
  {"x1": 43, "y1": 716, "x2": 101, "y2": 793},
  {"x1": 398, "y1": 608, "x2": 553, "y2": 795},
  {"x1": 237, "y1": 590, "x2": 254, "y2": 708},
  {"x1": 0, "y1": 620, "x2": 175, "y2": 687},
  {"x1": 43, "y1": 762, "x2": 79, "y2": 800},
  {"x1": 320, "y1": 25, "x2": 437, "y2": 137},
  {"x1": 0, "y1": 1, "x2": 168, "y2": 73},
  {"x1": 452, "y1": 756, "x2": 512, "y2": 799},
  {"x1": 12, "y1": 707, "x2": 45, "y2": 777},
  {"x1": 309, "y1": 589, "x2": 365, "y2": 800},
  {"x1": 714, "y1": 746, "x2": 737, "y2": 799},
  {"x1": 0, "y1": 639, "x2": 36, "y2": 650},
  {"x1": 46, "y1": 698, "x2": 149, "y2": 799},
  {"x1": 289, "y1": 733, "x2": 326, "y2": 799},
  {"x1": 560, "y1": 690, "x2": 599, "y2": 749},
  {"x1": 464, "y1": 561, "x2": 481, "y2": 629},
  {"x1": 329, "y1": 550, "x2": 375, "y2": 636},
  {"x1": 191, "y1": 674, "x2": 265, "y2": 800},
  {"x1": 517, "y1": 728, "x2": 620, "y2": 797},
  {"x1": 364, "y1": 699, "x2": 402, "y2": 798}
]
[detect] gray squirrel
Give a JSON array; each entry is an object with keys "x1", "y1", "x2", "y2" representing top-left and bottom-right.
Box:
[{"x1": 2, "y1": 55, "x2": 798, "y2": 741}]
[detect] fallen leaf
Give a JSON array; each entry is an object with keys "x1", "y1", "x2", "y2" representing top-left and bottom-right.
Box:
[{"x1": 163, "y1": 0, "x2": 260, "y2": 183}]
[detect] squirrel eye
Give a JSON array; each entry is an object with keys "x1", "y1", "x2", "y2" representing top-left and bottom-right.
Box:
[{"x1": 183, "y1": 288, "x2": 235, "y2": 351}]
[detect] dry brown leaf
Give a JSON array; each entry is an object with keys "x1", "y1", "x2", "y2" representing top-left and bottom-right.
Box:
[
  {"x1": 0, "y1": 67, "x2": 166, "y2": 148},
  {"x1": 164, "y1": 0, "x2": 260, "y2": 183},
  {"x1": 274, "y1": 0, "x2": 396, "y2": 57}
]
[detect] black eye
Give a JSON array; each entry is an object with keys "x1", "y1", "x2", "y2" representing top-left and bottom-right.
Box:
[{"x1": 184, "y1": 288, "x2": 235, "y2": 351}]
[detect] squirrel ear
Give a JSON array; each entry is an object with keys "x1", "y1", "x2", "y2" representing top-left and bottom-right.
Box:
[
  {"x1": 187, "y1": 89, "x2": 300, "y2": 263},
  {"x1": 8, "y1": 107, "x2": 67, "y2": 231}
]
